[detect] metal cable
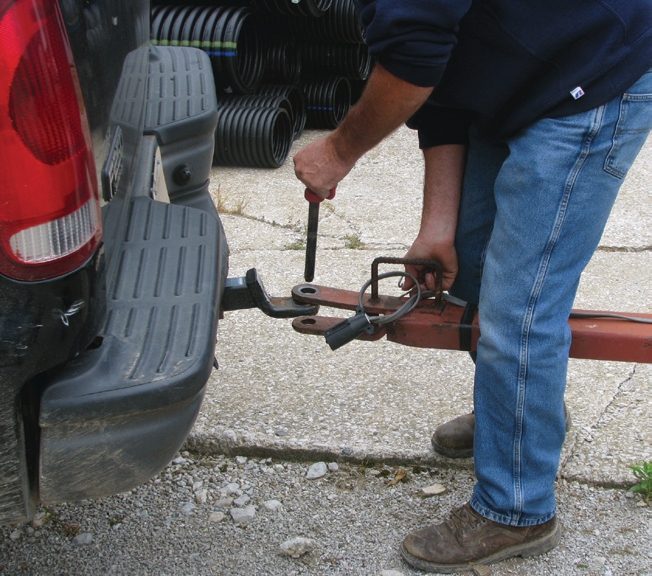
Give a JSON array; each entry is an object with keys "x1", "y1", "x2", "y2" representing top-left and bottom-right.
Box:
[{"x1": 358, "y1": 271, "x2": 422, "y2": 326}]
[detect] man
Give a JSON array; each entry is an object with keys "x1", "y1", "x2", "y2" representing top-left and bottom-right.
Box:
[{"x1": 294, "y1": 0, "x2": 652, "y2": 572}]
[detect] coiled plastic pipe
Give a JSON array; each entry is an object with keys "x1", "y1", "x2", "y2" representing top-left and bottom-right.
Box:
[
  {"x1": 300, "y1": 43, "x2": 371, "y2": 80},
  {"x1": 256, "y1": 84, "x2": 307, "y2": 140},
  {"x1": 269, "y1": 0, "x2": 364, "y2": 43},
  {"x1": 213, "y1": 105, "x2": 293, "y2": 168},
  {"x1": 302, "y1": 76, "x2": 351, "y2": 129},
  {"x1": 151, "y1": 5, "x2": 263, "y2": 95},
  {"x1": 261, "y1": 37, "x2": 302, "y2": 85},
  {"x1": 251, "y1": 0, "x2": 333, "y2": 18}
]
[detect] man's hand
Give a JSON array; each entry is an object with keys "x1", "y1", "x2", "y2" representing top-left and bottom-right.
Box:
[
  {"x1": 402, "y1": 236, "x2": 458, "y2": 293},
  {"x1": 293, "y1": 136, "x2": 354, "y2": 198},
  {"x1": 293, "y1": 63, "x2": 434, "y2": 198}
]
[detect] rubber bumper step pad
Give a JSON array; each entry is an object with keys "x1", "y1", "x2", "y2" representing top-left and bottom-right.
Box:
[{"x1": 40, "y1": 197, "x2": 224, "y2": 425}]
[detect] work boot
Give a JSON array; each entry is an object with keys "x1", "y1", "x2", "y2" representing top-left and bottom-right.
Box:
[
  {"x1": 431, "y1": 403, "x2": 572, "y2": 459},
  {"x1": 431, "y1": 413, "x2": 475, "y2": 458},
  {"x1": 401, "y1": 502, "x2": 560, "y2": 573}
]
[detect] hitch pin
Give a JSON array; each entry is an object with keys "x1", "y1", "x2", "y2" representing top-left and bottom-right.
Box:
[{"x1": 303, "y1": 187, "x2": 336, "y2": 283}]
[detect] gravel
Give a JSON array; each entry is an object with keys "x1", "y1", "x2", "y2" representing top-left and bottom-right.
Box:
[{"x1": 1, "y1": 451, "x2": 650, "y2": 575}]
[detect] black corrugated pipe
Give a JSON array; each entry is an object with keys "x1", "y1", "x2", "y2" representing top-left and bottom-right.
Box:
[
  {"x1": 302, "y1": 76, "x2": 351, "y2": 130},
  {"x1": 300, "y1": 43, "x2": 371, "y2": 80},
  {"x1": 151, "y1": 5, "x2": 264, "y2": 95},
  {"x1": 256, "y1": 84, "x2": 307, "y2": 140},
  {"x1": 270, "y1": 0, "x2": 364, "y2": 44},
  {"x1": 213, "y1": 106, "x2": 293, "y2": 168},
  {"x1": 261, "y1": 37, "x2": 302, "y2": 85},
  {"x1": 219, "y1": 94, "x2": 294, "y2": 132},
  {"x1": 251, "y1": 0, "x2": 332, "y2": 18}
]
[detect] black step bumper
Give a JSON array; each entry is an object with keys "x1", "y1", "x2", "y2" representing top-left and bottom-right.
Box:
[
  {"x1": 39, "y1": 197, "x2": 228, "y2": 502},
  {"x1": 37, "y1": 44, "x2": 227, "y2": 504}
]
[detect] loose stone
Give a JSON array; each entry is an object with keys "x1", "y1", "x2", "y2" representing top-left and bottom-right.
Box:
[
  {"x1": 180, "y1": 502, "x2": 196, "y2": 515},
  {"x1": 421, "y1": 483, "x2": 447, "y2": 497},
  {"x1": 233, "y1": 495, "x2": 251, "y2": 507},
  {"x1": 31, "y1": 512, "x2": 46, "y2": 528},
  {"x1": 279, "y1": 536, "x2": 316, "y2": 558},
  {"x1": 226, "y1": 483, "x2": 241, "y2": 495},
  {"x1": 214, "y1": 498, "x2": 234, "y2": 509},
  {"x1": 71, "y1": 533, "x2": 93, "y2": 546},
  {"x1": 306, "y1": 462, "x2": 328, "y2": 480},
  {"x1": 263, "y1": 499, "x2": 283, "y2": 511},
  {"x1": 230, "y1": 505, "x2": 256, "y2": 525}
]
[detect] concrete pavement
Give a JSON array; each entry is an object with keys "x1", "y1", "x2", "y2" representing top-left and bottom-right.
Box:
[{"x1": 192, "y1": 126, "x2": 650, "y2": 495}]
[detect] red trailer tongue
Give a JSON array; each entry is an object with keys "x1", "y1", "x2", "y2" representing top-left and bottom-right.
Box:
[{"x1": 291, "y1": 257, "x2": 652, "y2": 364}]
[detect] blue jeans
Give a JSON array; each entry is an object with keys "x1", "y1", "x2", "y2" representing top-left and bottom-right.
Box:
[{"x1": 449, "y1": 69, "x2": 652, "y2": 526}]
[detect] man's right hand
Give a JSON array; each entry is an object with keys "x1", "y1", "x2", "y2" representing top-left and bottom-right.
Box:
[
  {"x1": 293, "y1": 135, "x2": 353, "y2": 199},
  {"x1": 293, "y1": 63, "x2": 434, "y2": 199}
]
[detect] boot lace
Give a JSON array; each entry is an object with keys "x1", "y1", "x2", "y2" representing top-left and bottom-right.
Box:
[{"x1": 447, "y1": 504, "x2": 487, "y2": 542}]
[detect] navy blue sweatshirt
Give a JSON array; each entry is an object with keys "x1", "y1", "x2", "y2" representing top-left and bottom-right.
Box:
[{"x1": 355, "y1": 0, "x2": 652, "y2": 140}]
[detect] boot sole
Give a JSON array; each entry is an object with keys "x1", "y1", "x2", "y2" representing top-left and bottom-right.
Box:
[
  {"x1": 431, "y1": 440, "x2": 474, "y2": 459},
  {"x1": 400, "y1": 518, "x2": 561, "y2": 574}
]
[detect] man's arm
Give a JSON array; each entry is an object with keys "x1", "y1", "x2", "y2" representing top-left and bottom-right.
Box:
[
  {"x1": 402, "y1": 144, "x2": 466, "y2": 292},
  {"x1": 293, "y1": 63, "x2": 434, "y2": 197}
]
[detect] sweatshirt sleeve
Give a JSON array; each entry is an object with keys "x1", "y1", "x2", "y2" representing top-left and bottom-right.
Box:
[
  {"x1": 406, "y1": 103, "x2": 475, "y2": 148},
  {"x1": 355, "y1": 0, "x2": 472, "y2": 87}
]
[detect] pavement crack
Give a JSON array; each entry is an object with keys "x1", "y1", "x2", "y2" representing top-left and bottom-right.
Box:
[
  {"x1": 560, "y1": 364, "x2": 640, "y2": 489},
  {"x1": 597, "y1": 245, "x2": 652, "y2": 253}
]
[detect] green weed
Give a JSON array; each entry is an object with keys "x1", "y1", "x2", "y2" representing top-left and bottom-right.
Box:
[
  {"x1": 215, "y1": 185, "x2": 248, "y2": 215},
  {"x1": 343, "y1": 233, "x2": 365, "y2": 249},
  {"x1": 628, "y1": 460, "x2": 652, "y2": 502},
  {"x1": 284, "y1": 240, "x2": 305, "y2": 251}
]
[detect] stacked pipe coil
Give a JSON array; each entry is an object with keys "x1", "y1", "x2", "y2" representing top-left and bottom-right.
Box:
[
  {"x1": 152, "y1": 0, "x2": 368, "y2": 167},
  {"x1": 251, "y1": 0, "x2": 332, "y2": 18},
  {"x1": 214, "y1": 105, "x2": 293, "y2": 168},
  {"x1": 268, "y1": 0, "x2": 364, "y2": 44},
  {"x1": 302, "y1": 76, "x2": 351, "y2": 130},
  {"x1": 262, "y1": 37, "x2": 302, "y2": 85},
  {"x1": 220, "y1": 94, "x2": 294, "y2": 126},
  {"x1": 300, "y1": 43, "x2": 371, "y2": 81},
  {"x1": 151, "y1": 4, "x2": 263, "y2": 94},
  {"x1": 255, "y1": 84, "x2": 307, "y2": 140}
]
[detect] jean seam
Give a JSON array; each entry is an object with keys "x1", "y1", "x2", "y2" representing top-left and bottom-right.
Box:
[{"x1": 512, "y1": 104, "x2": 605, "y2": 517}]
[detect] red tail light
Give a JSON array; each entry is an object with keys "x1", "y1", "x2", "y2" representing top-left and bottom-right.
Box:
[{"x1": 0, "y1": 0, "x2": 102, "y2": 281}]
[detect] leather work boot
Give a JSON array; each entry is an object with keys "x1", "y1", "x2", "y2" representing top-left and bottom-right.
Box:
[
  {"x1": 401, "y1": 502, "x2": 561, "y2": 573},
  {"x1": 431, "y1": 403, "x2": 572, "y2": 459}
]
